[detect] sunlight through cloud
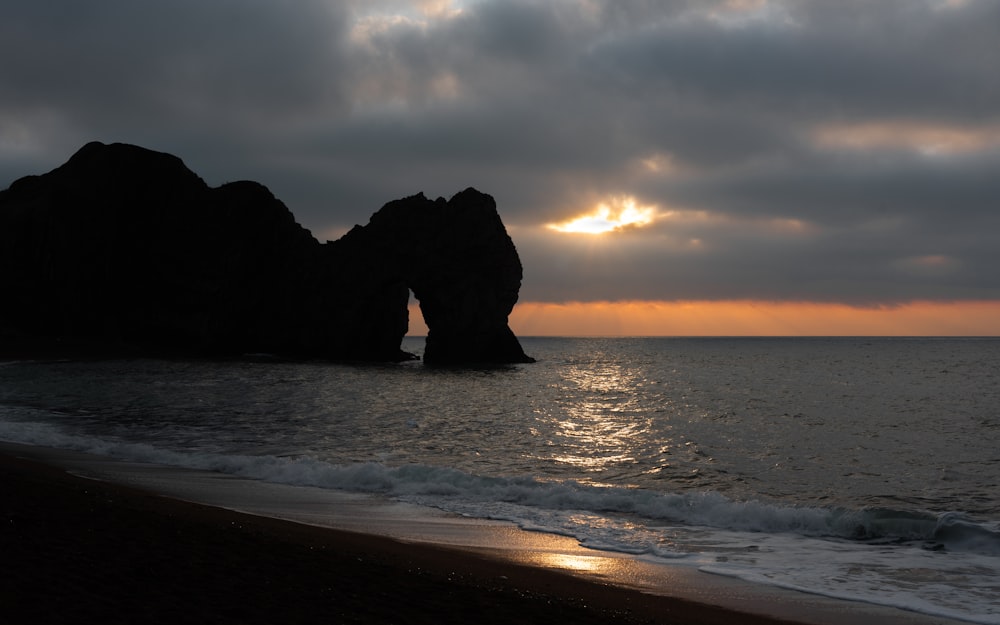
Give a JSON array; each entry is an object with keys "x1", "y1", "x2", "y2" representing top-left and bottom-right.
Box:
[{"x1": 547, "y1": 196, "x2": 657, "y2": 235}]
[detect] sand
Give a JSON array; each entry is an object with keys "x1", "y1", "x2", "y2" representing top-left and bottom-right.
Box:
[
  {"x1": 0, "y1": 448, "x2": 813, "y2": 625},
  {"x1": 2, "y1": 442, "x2": 966, "y2": 625}
]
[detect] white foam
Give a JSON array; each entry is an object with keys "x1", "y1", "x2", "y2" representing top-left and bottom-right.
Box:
[
  {"x1": 1, "y1": 415, "x2": 996, "y2": 547},
  {"x1": 3, "y1": 415, "x2": 999, "y2": 624}
]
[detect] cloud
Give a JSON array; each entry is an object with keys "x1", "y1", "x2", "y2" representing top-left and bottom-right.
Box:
[{"x1": 2, "y1": 0, "x2": 999, "y2": 307}]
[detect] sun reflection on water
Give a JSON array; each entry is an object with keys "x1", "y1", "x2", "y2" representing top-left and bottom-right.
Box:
[{"x1": 535, "y1": 360, "x2": 664, "y2": 477}]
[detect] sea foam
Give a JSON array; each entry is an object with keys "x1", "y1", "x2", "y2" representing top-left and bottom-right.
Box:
[{"x1": 3, "y1": 415, "x2": 997, "y2": 557}]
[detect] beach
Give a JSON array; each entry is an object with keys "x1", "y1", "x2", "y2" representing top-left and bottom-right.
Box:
[
  {"x1": 3, "y1": 444, "x2": 969, "y2": 625},
  {"x1": 2, "y1": 338, "x2": 994, "y2": 625},
  {"x1": 0, "y1": 447, "x2": 805, "y2": 625}
]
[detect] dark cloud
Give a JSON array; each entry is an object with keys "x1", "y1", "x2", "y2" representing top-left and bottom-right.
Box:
[
  {"x1": 591, "y1": 0, "x2": 1000, "y2": 120},
  {"x1": 0, "y1": 1, "x2": 350, "y2": 179},
  {"x1": 2, "y1": 0, "x2": 999, "y2": 305}
]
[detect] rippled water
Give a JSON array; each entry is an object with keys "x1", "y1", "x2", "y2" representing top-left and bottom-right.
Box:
[{"x1": 2, "y1": 337, "x2": 999, "y2": 622}]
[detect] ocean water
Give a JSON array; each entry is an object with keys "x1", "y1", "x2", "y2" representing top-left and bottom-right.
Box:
[{"x1": 1, "y1": 337, "x2": 999, "y2": 623}]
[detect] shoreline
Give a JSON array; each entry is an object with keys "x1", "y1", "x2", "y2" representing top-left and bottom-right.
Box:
[
  {"x1": 1, "y1": 445, "x2": 787, "y2": 625},
  {"x1": 0, "y1": 443, "x2": 962, "y2": 625}
]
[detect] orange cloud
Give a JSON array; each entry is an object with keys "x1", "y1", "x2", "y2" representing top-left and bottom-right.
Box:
[
  {"x1": 507, "y1": 300, "x2": 1000, "y2": 336},
  {"x1": 407, "y1": 300, "x2": 1000, "y2": 337}
]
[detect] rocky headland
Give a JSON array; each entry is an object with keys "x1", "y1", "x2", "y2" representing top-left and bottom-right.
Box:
[{"x1": 0, "y1": 142, "x2": 533, "y2": 364}]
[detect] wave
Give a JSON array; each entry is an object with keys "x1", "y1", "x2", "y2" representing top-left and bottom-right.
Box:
[{"x1": 2, "y1": 416, "x2": 998, "y2": 555}]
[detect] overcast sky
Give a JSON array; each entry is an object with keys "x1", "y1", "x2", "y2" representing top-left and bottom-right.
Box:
[{"x1": 3, "y1": 0, "x2": 999, "y2": 312}]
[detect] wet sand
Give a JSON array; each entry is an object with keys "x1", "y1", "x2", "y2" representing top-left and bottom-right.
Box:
[
  {"x1": 0, "y1": 447, "x2": 806, "y2": 625},
  {"x1": 0, "y1": 444, "x2": 961, "y2": 625}
]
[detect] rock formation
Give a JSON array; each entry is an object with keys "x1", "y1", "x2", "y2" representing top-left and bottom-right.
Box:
[{"x1": 0, "y1": 141, "x2": 533, "y2": 364}]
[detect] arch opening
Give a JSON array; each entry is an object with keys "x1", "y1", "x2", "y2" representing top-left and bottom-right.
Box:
[{"x1": 406, "y1": 289, "x2": 429, "y2": 337}]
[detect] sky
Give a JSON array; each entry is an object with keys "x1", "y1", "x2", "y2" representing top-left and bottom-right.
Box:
[{"x1": 3, "y1": 0, "x2": 1000, "y2": 336}]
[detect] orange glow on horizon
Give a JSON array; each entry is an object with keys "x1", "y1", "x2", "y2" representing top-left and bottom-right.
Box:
[
  {"x1": 508, "y1": 300, "x2": 1000, "y2": 337},
  {"x1": 408, "y1": 300, "x2": 1000, "y2": 337}
]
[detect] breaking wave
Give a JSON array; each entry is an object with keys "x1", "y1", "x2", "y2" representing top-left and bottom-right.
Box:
[{"x1": 3, "y1": 416, "x2": 997, "y2": 556}]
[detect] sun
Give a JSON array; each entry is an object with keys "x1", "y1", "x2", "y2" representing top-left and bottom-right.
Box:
[{"x1": 547, "y1": 196, "x2": 657, "y2": 234}]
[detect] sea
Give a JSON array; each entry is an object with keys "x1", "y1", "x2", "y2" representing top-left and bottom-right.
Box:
[{"x1": 1, "y1": 336, "x2": 998, "y2": 623}]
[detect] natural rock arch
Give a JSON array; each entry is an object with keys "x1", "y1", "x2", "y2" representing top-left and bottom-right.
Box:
[
  {"x1": 0, "y1": 142, "x2": 533, "y2": 364},
  {"x1": 329, "y1": 189, "x2": 533, "y2": 364}
]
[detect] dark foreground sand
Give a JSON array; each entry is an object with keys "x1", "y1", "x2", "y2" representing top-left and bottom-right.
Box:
[{"x1": 0, "y1": 451, "x2": 807, "y2": 625}]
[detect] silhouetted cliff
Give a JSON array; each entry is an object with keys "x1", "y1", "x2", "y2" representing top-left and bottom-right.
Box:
[{"x1": 0, "y1": 142, "x2": 533, "y2": 364}]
